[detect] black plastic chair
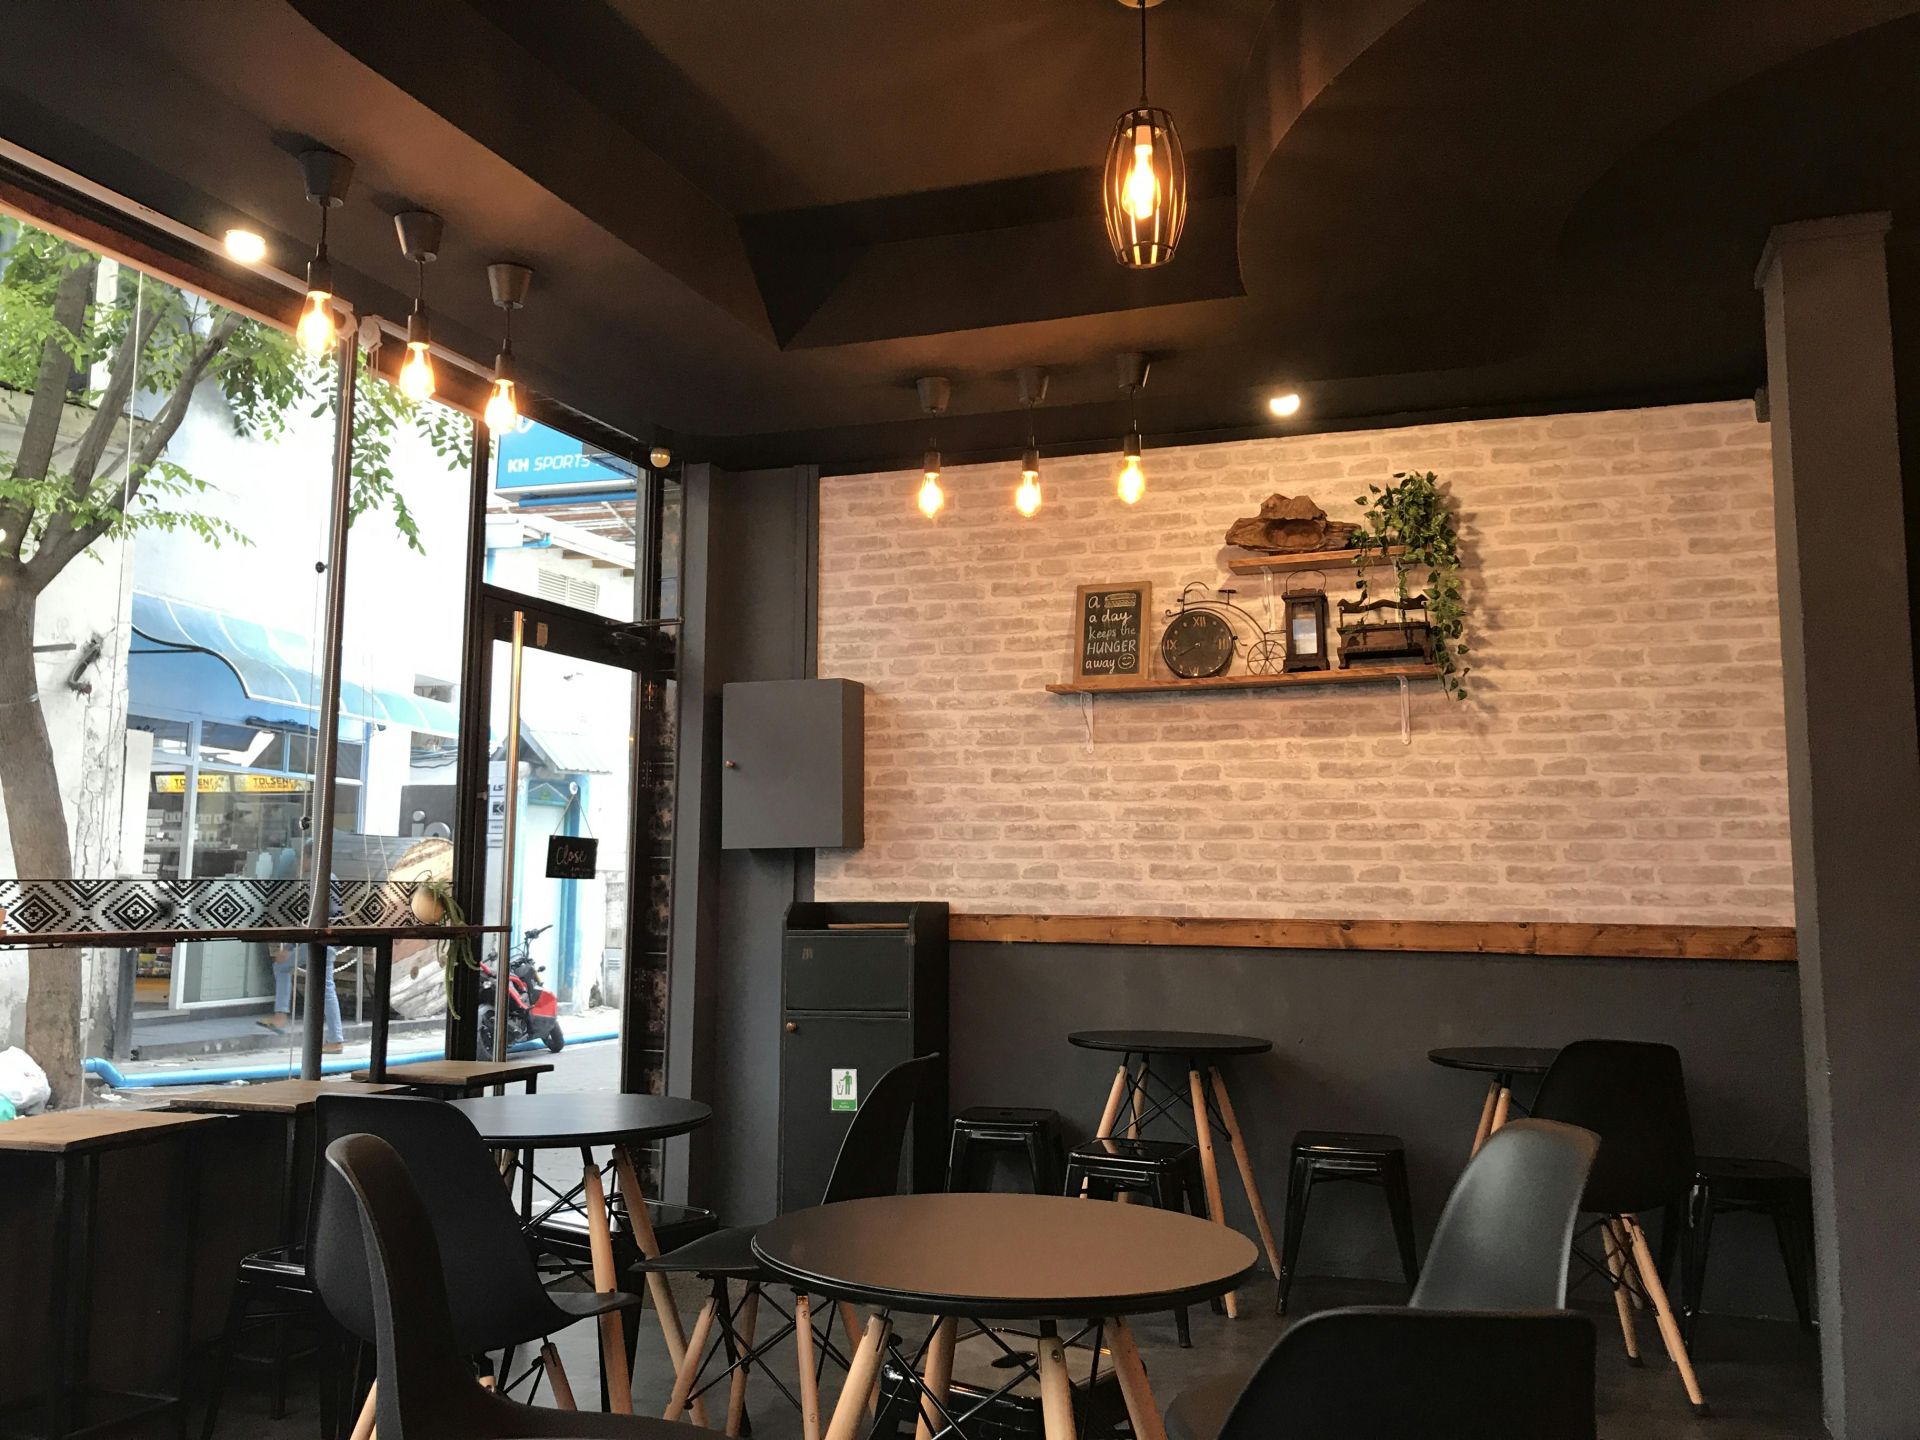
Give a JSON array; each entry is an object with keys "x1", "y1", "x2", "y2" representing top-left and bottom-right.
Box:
[
  {"x1": 1164, "y1": 1308, "x2": 1597, "y2": 1440},
  {"x1": 1410, "y1": 1118, "x2": 1599, "y2": 1310},
  {"x1": 306, "y1": 1095, "x2": 643, "y2": 1421},
  {"x1": 635, "y1": 1053, "x2": 943, "y2": 1433},
  {"x1": 1530, "y1": 1039, "x2": 1708, "y2": 1415},
  {"x1": 317, "y1": 1131, "x2": 686, "y2": 1440}
]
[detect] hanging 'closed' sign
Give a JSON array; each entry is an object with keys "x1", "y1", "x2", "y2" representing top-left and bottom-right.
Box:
[{"x1": 546, "y1": 835, "x2": 599, "y2": 879}]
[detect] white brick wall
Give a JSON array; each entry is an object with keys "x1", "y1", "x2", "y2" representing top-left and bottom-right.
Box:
[{"x1": 814, "y1": 401, "x2": 1792, "y2": 925}]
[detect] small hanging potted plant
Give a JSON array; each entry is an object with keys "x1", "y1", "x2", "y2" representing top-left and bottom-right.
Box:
[
  {"x1": 408, "y1": 875, "x2": 479, "y2": 1015},
  {"x1": 1350, "y1": 470, "x2": 1471, "y2": 699}
]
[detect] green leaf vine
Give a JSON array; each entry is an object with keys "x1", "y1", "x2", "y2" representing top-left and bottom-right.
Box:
[{"x1": 1351, "y1": 470, "x2": 1471, "y2": 699}]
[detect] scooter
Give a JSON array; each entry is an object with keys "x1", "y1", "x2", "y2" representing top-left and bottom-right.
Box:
[{"x1": 476, "y1": 923, "x2": 567, "y2": 1053}]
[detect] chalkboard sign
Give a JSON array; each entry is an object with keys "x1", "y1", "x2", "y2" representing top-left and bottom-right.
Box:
[
  {"x1": 545, "y1": 835, "x2": 599, "y2": 879},
  {"x1": 1073, "y1": 581, "x2": 1152, "y2": 680}
]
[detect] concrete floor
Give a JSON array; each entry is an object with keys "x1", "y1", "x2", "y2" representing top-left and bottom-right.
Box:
[{"x1": 206, "y1": 1269, "x2": 1823, "y2": 1440}]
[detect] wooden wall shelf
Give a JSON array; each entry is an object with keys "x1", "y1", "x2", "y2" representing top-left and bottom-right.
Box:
[
  {"x1": 948, "y1": 913, "x2": 1798, "y2": 963},
  {"x1": 1227, "y1": 545, "x2": 1405, "y2": 576},
  {"x1": 1047, "y1": 664, "x2": 1436, "y2": 697}
]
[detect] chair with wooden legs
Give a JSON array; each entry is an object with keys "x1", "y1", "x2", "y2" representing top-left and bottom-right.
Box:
[
  {"x1": 637, "y1": 1054, "x2": 944, "y2": 1437},
  {"x1": 308, "y1": 1095, "x2": 645, "y2": 1420},
  {"x1": 1529, "y1": 1039, "x2": 1710, "y2": 1417},
  {"x1": 315, "y1": 1131, "x2": 691, "y2": 1440}
]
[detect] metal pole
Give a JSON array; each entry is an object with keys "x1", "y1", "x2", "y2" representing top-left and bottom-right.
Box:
[
  {"x1": 495, "y1": 608, "x2": 527, "y2": 1064},
  {"x1": 301, "y1": 329, "x2": 359, "y2": 1080}
]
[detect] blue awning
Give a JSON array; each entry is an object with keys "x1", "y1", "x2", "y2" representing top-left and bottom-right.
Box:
[{"x1": 129, "y1": 593, "x2": 459, "y2": 737}]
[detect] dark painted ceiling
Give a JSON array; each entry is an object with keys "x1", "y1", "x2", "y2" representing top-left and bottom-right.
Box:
[{"x1": 4, "y1": 0, "x2": 1920, "y2": 470}]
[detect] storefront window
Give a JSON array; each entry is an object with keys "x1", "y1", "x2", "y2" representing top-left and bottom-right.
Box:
[{"x1": 1, "y1": 201, "x2": 471, "y2": 1087}]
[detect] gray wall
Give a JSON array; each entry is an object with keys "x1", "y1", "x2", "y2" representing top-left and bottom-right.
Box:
[
  {"x1": 670, "y1": 461, "x2": 817, "y2": 1216},
  {"x1": 950, "y1": 940, "x2": 1809, "y2": 1319}
]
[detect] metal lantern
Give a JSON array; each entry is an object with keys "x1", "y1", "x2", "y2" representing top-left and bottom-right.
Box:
[
  {"x1": 1282, "y1": 573, "x2": 1332, "y2": 673},
  {"x1": 1103, "y1": 0, "x2": 1186, "y2": 269},
  {"x1": 1104, "y1": 106, "x2": 1187, "y2": 269}
]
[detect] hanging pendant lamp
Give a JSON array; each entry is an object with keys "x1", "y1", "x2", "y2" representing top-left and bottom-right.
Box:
[
  {"x1": 484, "y1": 262, "x2": 532, "y2": 433},
  {"x1": 394, "y1": 211, "x2": 442, "y2": 401},
  {"x1": 915, "y1": 376, "x2": 950, "y2": 519},
  {"x1": 295, "y1": 150, "x2": 354, "y2": 355},
  {"x1": 1103, "y1": 0, "x2": 1187, "y2": 269},
  {"x1": 1115, "y1": 352, "x2": 1150, "y2": 504},
  {"x1": 1015, "y1": 367, "x2": 1047, "y2": 518}
]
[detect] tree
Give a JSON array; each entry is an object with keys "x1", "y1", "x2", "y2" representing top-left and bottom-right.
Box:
[{"x1": 0, "y1": 213, "x2": 468, "y2": 1104}]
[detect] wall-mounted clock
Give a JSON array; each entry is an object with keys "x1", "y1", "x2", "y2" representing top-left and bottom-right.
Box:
[{"x1": 1161, "y1": 607, "x2": 1236, "y2": 678}]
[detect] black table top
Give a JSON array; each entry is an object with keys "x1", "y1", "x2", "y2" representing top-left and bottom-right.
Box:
[
  {"x1": 753, "y1": 1193, "x2": 1257, "y2": 1319},
  {"x1": 449, "y1": 1093, "x2": 711, "y2": 1148},
  {"x1": 1427, "y1": 1046, "x2": 1559, "y2": 1077},
  {"x1": 1068, "y1": 1029, "x2": 1272, "y2": 1058}
]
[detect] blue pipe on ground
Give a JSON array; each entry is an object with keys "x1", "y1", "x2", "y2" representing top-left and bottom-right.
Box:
[{"x1": 83, "y1": 1028, "x2": 619, "y2": 1088}]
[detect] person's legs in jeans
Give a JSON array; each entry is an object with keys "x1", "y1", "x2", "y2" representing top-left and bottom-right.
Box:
[
  {"x1": 262, "y1": 948, "x2": 295, "y2": 1030},
  {"x1": 319, "y1": 946, "x2": 344, "y2": 1048}
]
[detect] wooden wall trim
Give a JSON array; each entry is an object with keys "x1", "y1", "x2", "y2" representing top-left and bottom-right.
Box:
[{"x1": 948, "y1": 913, "x2": 1798, "y2": 962}]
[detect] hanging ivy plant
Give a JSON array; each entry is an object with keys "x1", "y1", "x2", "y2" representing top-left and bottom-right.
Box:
[{"x1": 1351, "y1": 470, "x2": 1471, "y2": 699}]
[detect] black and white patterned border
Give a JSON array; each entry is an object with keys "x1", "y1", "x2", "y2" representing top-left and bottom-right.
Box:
[{"x1": 0, "y1": 877, "x2": 423, "y2": 935}]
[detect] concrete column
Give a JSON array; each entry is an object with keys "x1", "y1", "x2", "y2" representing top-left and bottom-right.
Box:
[{"x1": 1756, "y1": 213, "x2": 1920, "y2": 1439}]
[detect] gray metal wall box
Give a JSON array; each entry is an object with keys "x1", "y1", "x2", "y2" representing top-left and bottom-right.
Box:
[{"x1": 721, "y1": 678, "x2": 865, "y2": 849}]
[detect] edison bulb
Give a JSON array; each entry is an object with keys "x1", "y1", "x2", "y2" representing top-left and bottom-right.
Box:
[
  {"x1": 1015, "y1": 471, "x2": 1042, "y2": 518},
  {"x1": 916, "y1": 473, "x2": 945, "y2": 519},
  {"x1": 1269, "y1": 391, "x2": 1302, "y2": 418},
  {"x1": 483, "y1": 376, "x2": 518, "y2": 432},
  {"x1": 1125, "y1": 127, "x2": 1158, "y2": 221},
  {"x1": 398, "y1": 341, "x2": 436, "y2": 401},
  {"x1": 1117, "y1": 455, "x2": 1145, "y2": 505},
  {"x1": 296, "y1": 291, "x2": 335, "y2": 355}
]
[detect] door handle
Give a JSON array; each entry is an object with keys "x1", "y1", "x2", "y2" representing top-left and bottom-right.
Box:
[{"x1": 785, "y1": 1021, "x2": 799, "y2": 1033}]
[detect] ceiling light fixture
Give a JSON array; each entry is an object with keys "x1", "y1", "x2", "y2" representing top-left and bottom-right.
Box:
[
  {"x1": 915, "y1": 376, "x2": 951, "y2": 519},
  {"x1": 484, "y1": 262, "x2": 531, "y2": 433},
  {"x1": 1104, "y1": 0, "x2": 1186, "y2": 269},
  {"x1": 223, "y1": 228, "x2": 267, "y2": 265},
  {"x1": 1015, "y1": 367, "x2": 1047, "y2": 518},
  {"x1": 1269, "y1": 391, "x2": 1302, "y2": 418},
  {"x1": 394, "y1": 210, "x2": 443, "y2": 402},
  {"x1": 295, "y1": 149, "x2": 354, "y2": 355},
  {"x1": 1116, "y1": 352, "x2": 1151, "y2": 504},
  {"x1": 649, "y1": 444, "x2": 674, "y2": 470}
]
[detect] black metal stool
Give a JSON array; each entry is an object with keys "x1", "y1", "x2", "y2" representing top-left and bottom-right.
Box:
[
  {"x1": 947, "y1": 1106, "x2": 1066, "y2": 1194},
  {"x1": 1681, "y1": 1155, "x2": 1816, "y2": 1345},
  {"x1": 1277, "y1": 1130, "x2": 1420, "y2": 1315},
  {"x1": 1065, "y1": 1137, "x2": 1211, "y2": 1345}
]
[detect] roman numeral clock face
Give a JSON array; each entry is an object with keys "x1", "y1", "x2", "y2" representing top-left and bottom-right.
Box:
[{"x1": 1160, "y1": 608, "x2": 1236, "y2": 678}]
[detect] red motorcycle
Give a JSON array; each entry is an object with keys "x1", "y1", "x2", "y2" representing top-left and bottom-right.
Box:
[{"x1": 476, "y1": 923, "x2": 566, "y2": 1053}]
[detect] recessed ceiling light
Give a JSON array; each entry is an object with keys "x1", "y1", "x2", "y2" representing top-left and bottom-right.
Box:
[
  {"x1": 223, "y1": 229, "x2": 267, "y2": 265},
  {"x1": 1269, "y1": 391, "x2": 1302, "y2": 418}
]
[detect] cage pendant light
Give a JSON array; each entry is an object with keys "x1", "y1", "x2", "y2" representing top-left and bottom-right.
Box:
[{"x1": 1104, "y1": 0, "x2": 1187, "y2": 269}]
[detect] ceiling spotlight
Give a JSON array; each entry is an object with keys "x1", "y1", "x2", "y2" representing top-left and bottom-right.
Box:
[
  {"x1": 649, "y1": 444, "x2": 674, "y2": 470},
  {"x1": 296, "y1": 149, "x2": 354, "y2": 355},
  {"x1": 1269, "y1": 391, "x2": 1302, "y2": 418},
  {"x1": 1015, "y1": 367, "x2": 1047, "y2": 517},
  {"x1": 483, "y1": 262, "x2": 531, "y2": 433},
  {"x1": 1103, "y1": 0, "x2": 1186, "y2": 269},
  {"x1": 223, "y1": 229, "x2": 267, "y2": 265},
  {"x1": 394, "y1": 210, "x2": 442, "y2": 402},
  {"x1": 1116, "y1": 352, "x2": 1151, "y2": 504},
  {"x1": 915, "y1": 376, "x2": 950, "y2": 520}
]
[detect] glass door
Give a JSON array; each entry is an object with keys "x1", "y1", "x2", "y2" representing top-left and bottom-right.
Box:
[{"x1": 459, "y1": 586, "x2": 675, "y2": 1098}]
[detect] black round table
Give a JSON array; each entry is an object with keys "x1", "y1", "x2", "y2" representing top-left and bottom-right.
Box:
[
  {"x1": 1427, "y1": 1046, "x2": 1559, "y2": 1159},
  {"x1": 451, "y1": 1093, "x2": 713, "y2": 1419},
  {"x1": 1066, "y1": 1030, "x2": 1278, "y2": 1319},
  {"x1": 756, "y1": 1193, "x2": 1255, "y2": 1440}
]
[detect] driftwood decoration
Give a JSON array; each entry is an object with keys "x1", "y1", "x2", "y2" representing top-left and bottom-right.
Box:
[{"x1": 1224, "y1": 493, "x2": 1361, "y2": 553}]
